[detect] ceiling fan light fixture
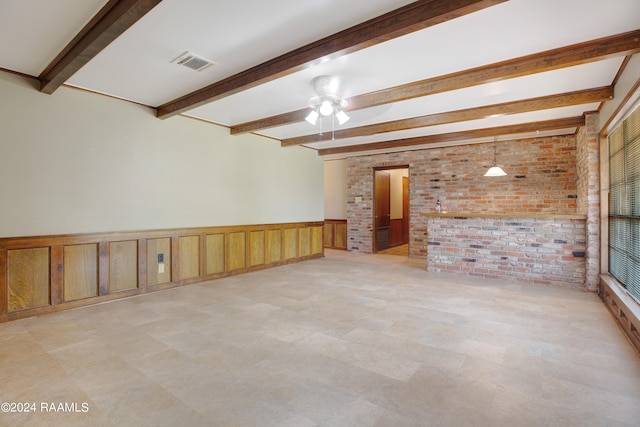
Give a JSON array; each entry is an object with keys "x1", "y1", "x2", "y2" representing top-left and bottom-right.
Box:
[
  {"x1": 335, "y1": 108, "x2": 350, "y2": 125},
  {"x1": 305, "y1": 76, "x2": 350, "y2": 130},
  {"x1": 305, "y1": 109, "x2": 319, "y2": 125},
  {"x1": 319, "y1": 100, "x2": 334, "y2": 116}
]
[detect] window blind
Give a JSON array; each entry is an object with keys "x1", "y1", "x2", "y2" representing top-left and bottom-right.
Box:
[{"x1": 609, "y1": 104, "x2": 640, "y2": 300}]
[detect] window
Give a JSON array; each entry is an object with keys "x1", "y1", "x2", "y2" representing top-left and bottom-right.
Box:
[{"x1": 609, "y1": 104, "x2": 640, "y2": 301}]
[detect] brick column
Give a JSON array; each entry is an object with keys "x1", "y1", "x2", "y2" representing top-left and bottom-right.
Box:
[
  {"x1": 576, "y1": 112, "x2": 600, "y2": 291},
  {"x1": 346, "y1": 157, "x2": 375, "y2": 253}
]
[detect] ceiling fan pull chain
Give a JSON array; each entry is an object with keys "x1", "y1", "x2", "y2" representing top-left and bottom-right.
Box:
[{"x1": 332, "y1": 114, "x2": 335, "y2": 140}]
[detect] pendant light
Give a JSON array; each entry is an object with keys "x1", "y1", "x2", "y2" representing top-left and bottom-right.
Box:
[{"x1": 484, "y1": 137, "x2": 507, "y2": 177}]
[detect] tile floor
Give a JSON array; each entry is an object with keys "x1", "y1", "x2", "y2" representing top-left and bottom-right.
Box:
[{"x1": 1, "y1": 250, "x2": 639, "y2": 426}]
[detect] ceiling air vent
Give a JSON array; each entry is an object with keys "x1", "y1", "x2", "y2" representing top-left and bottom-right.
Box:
[{"x1": 171, "y1": 51, "x2": 217, "y2": 72}]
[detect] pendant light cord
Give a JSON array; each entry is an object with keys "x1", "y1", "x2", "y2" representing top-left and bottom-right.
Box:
[{"x1": 492, "y1": 137, "x2": 498, "y2": 166}]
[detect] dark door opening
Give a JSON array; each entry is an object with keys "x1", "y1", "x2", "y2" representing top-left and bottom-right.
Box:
[
  {"x1": 375, "y1": 171, "x2": 391, "y2": 251},
  {"x1": 374, "y1": 167, "x2": 409, "y2": 255}
]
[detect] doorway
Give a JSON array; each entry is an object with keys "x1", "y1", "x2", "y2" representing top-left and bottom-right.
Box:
[{"x1": 374, "y1": 166, "x2": 409, "y2": 254}]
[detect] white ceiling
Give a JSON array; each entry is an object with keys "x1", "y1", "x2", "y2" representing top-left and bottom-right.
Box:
[{"x1": 1, "y1": 0, "x2": 639, "y2": 158}]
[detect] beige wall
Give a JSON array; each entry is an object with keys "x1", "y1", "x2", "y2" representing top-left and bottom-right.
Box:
[
  {"x1": 0, "y1": 71, "x2": 324, "y2": 237},
  {"x1": 389, "y1": 168, "x2": 408, "y2": 219},
  {"x1": 324, "y1": 159, "x2": 347, "y2": 219}
]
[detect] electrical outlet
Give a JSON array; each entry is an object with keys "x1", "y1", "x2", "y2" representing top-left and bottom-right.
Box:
[
  {"x1": 158, "y1": 263, "x2": 164, "y2": 274},
  {"x1": 158, "y1": 253, "x2": 164, "y2": 263}
]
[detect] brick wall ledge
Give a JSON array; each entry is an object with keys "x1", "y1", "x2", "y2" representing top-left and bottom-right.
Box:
[{"x1": 421, "y1": 212, "x2": 586, "y2": 220}]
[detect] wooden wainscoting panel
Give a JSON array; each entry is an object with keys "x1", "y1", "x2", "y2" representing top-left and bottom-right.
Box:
[
  {"x1": 205, "y1": 234, "x2": 225, "y2": 275},
  {"x1": 171, "y1": 236, "x2": 179, "y2": 283},
  {"x1": 147, "y1": 238, "x2": 171, "y2": 286},
  {"x1": 298, "y1": 227, "x2": 311, "y2": 257},
  {"x1": 109, "y1": 240, "x2": 138, "y2": 292},
  {"x1": 63, "y1": 244, "x2": 98, "y2": 302},
  {"x1": 324, "y1": 220, "x2": 347, "y2": 250},
  {"x1": 178, "y1": 235, "x2": 200, "y2": 280},
  {"x1": 50, "y1": 246, "x2": 64, "y2": 305},
  {"x1": 228, "y1": 232, "x2": 246, "y2": 271},
  {"x1": 8, "y1": 247, "x2": 50, "y2": 311},
  {"x1": 311, "y1": 226, "x2": 323, "y2": 255},
  {"x1": 137, "y1": 239, "x2": 147, "y2": 289},
  {"x1": 0, "y1": 250, "x2": 7, "y2": 315},
  {"x1": 283, "y1": 228, "x2": 297, "y2": 260},
  {"x1": 265, "y1": 229, "x2": 281, "y2": 264},
  {"x1": 335, "y1": 222, "x2": 347, "y2": 249},
  {"x1": 98, "y1": 242, "x2": 109, "y2": 296},
  {"x1": 249, "y1": 231, "x2": 265, "y2": 267},
  {"x1": 0, "y1": 220, "x2": 324, "y2": 323},
  {"x1": 324, "y1": 223, "x2": 334, "y2": 247}
]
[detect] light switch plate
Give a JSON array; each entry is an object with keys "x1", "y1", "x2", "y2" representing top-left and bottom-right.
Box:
[{"x1": 158, "y1": 263, "x2": 165, "y2": 274}]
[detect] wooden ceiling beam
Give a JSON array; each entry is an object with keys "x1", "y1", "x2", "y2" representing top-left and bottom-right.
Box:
[
  {"x1": 317, "y1": 116, "x2": 586, "y2": 156},
  {"x1": 232, "y1": 29, "x2": 640, "y2": 135},
  {"x1": 38, "y1": 0, "x2": 163, "y2": 94},
  {"x1": 281, "y1": 86, "x2": 613, "y2": 146},
  {"x1": 156, "y1": 0, "x2": 507, "y2": 119}
]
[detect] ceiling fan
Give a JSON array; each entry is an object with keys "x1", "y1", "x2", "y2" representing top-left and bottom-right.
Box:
[{"x1": 305, "y1": 75, "x2": 350, "y2": 126}]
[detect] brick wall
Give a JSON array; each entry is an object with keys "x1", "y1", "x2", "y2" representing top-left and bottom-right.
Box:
[
  {"x1": 426, "y1": 216, "x2": 586, "y2": 288},
  {"x1": 347, "y1": 135, "x2": 580, "y2": 257},
  {"x1": 576, "y1": 112, "x2": 601, "y2": 291},
  {"x1": 576, "y1": 128, "x2": 590, "y2": 217}
]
